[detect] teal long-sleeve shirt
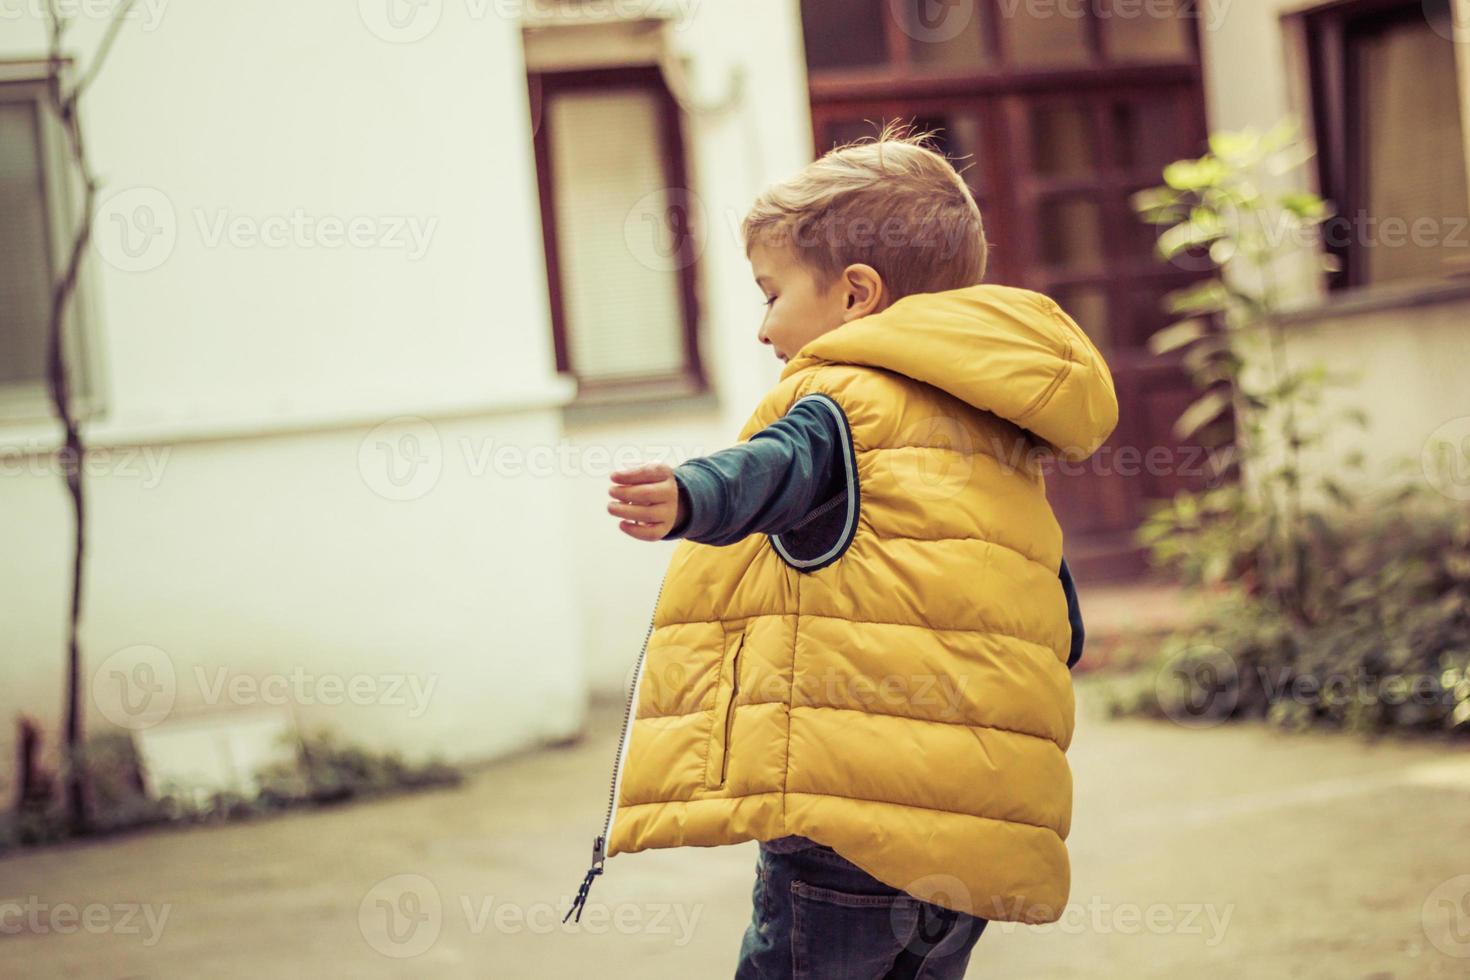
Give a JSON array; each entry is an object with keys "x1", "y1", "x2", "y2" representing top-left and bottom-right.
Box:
[{"x1": 663, "y1": 398, "x2": 1087, "y2": 669}]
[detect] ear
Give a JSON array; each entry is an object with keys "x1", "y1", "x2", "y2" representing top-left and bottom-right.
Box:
[{"x1": 839, "y1": 264, "x2": 885, "y2": 322}]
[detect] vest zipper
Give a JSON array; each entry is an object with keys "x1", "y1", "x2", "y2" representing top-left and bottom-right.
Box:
[
  {"x1": 719, "y1": 632, "x2": 743, "y2": 786},
  {"x1": 562, "y1": 568, "x2": 669, "y2": 925}
]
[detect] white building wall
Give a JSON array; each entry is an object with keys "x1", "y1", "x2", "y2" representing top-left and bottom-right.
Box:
[{"x1": 0, "y1": 1, "x2": 592, "y2": 782}]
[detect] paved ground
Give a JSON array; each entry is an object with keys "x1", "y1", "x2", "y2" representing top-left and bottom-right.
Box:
[{"x1": 3, "y1": 677, "x2": 1469, "y2": 979}]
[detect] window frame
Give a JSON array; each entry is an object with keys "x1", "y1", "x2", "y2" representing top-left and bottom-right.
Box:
[
  {"x1": 1293, "y1": 0, "x2": 1470, "y2": 291},
  {"x1": 527, "y1": 65, "x2": 707, "y2": 403},
  {"x1": 0, "y1": 62, "x2": 103, "y2": 425}
]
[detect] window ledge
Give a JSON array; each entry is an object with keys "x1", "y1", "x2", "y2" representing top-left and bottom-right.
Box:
[
  {"x1": 0, "y1": 379, "x2": 577, "y2": 455},
  {"x1": 562, "y1": 376, "x2": 719, "y2": 426},
  {"x1": 1278, "y1": 276, "x2": 1470, "y2": 326}
]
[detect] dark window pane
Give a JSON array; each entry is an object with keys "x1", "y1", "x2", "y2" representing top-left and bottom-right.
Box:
[
  {"x1": 1037, "y1": 197, "x2": 1103, "y2": 271},
  {"x1": 944, "y1": 112, "x2": 988, "y2": 196},
  {"x1": 1111, "y1": 98, "x2": 1186, "y2": 174},
  {"x1": 1001, "y1": 3, "x2": 1091, "y2": 66},
  {"x1": 1051, "y1": 286, "x2": 1111, "y2": 354},
  {"x1": 1353, "y1": 8, "x2": 1470, "y2": 284},
  {"x1": 1119, "y1": 188, "x2": 1166, "y2": 262},
  {"x1": 818, "y1": 118, "x2": 886, "y2": 151},
  {"x1": 801, "y1": 0, "x2": 889, "y2": 71},
  {"x1": 1101, "y1": 0, "x2": 1191, "y2": 61},
  {"x1": 904, "y1": 0, "x2": 993, "y2": 68},
  {"x1": 0, "y1": 99, "x2": 51, "y2": 387},
  {"x1": 1031, "y1": 103, "x2": 1095, "y2": 177}
]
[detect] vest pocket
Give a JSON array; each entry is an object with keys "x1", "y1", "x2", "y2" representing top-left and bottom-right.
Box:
[{"x1": 703, "y1": 627, "x2": 745, "y2": 790}]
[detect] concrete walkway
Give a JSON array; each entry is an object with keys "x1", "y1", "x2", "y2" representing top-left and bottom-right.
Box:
[{"x1": 3, "y1": 678, "x2": 1469, "y2": 979}]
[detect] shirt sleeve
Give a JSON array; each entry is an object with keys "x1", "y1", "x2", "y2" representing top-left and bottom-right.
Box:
[
  {"x1": 1059, "y1": 556, "x2": 1085, "y2": 670},
  {"x1": 663, "y1": 398, "x2": 846, "y2": 547}
]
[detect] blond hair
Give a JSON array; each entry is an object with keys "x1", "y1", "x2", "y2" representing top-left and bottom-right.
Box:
[{"x1": 742, "y1": 122, "x2": 987, "y2": 301}]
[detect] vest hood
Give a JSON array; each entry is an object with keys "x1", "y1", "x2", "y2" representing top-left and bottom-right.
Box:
[{"x1": 780, "y1": 284, "x2": 1119, "y2": 461}]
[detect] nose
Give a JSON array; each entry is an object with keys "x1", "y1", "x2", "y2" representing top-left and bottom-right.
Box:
[{"x1": 757, "y1": 324, "x2": 771, "y2": 346}]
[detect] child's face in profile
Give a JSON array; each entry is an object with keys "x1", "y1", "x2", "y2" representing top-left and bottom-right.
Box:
[{"x1": 749, "y1": 242, "x2": 881, "y2": 364}]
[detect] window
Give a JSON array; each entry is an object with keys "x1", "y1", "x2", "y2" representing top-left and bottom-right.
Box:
[
  {"x1": 798, "y1": 0, "x2": 1198, "y2": 78},
  {"x1": 1299, "y1": 0, "x2": 1470, "y2": 289},
  {"x1": 0, "y1": 71, "x2": 96, "y2": 422},
  {"x1": 529, "y1": 67, "x2": 705, "y2": 400}
]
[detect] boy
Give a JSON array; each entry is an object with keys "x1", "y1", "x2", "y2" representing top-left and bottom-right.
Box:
[{"x1": 568, "y1": 129, "x2": 1118, "y2": 977}]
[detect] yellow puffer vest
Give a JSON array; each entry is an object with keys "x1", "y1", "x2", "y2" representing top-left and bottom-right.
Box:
[{"x1": 594, "y1": 285, "x2": 1117, "y2": 925}]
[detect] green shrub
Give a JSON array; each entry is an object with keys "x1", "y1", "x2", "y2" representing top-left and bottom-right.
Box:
[{"x1": 1104, "y1": 479, "x2": 1470, "y2": 736}]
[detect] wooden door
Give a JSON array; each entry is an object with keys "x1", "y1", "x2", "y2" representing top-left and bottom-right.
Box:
[{"x1": 803, "y1": 0, "x2": 1218, "y2": 581}]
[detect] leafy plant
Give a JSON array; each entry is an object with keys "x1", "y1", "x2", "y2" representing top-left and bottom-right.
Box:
[
  {"x1": 1130, "y1": 120, "x2": 1367, "y2": 623},
  {"x1": 1111, "y1": 121, "x2": 1470, "y2": 738}
]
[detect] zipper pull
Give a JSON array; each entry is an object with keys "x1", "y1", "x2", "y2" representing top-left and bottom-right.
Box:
[{"x1": 562, "y1": 835, "x2": 607, "y2": 924}]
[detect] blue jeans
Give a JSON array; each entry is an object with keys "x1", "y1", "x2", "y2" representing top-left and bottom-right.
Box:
[{"x1": 733, "y1": 841, "x2": 988, "y2": 979}]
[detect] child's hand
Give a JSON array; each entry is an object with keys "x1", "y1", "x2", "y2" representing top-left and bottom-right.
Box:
[{"x1": 608, "y1": 462, "x2": 685, "y2": 541}]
